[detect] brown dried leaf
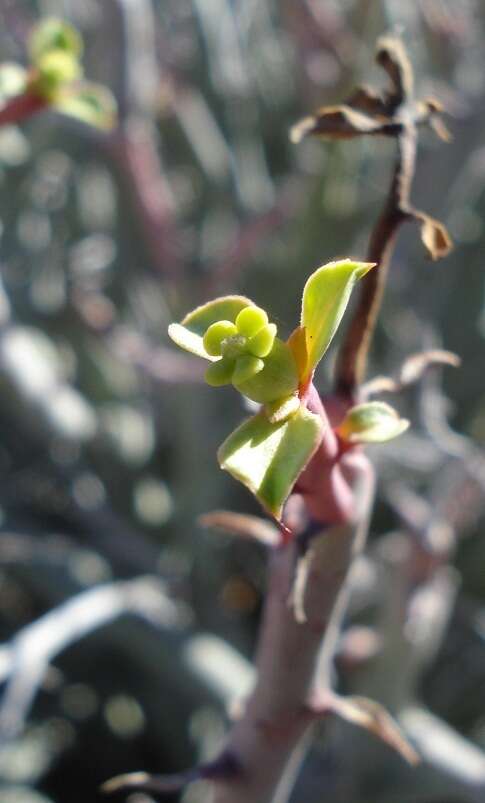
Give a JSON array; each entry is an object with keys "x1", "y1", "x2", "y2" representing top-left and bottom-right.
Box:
[
  {"x1": 360, "y1": 375, "x2": 401, "y2": 397},
  {"x1": 102, "y1": 754, "x2": 239, "y2": 795},
  {"x1": 361, "y1": 350, "x2": 460, "y2": 398},
  {"x1": 399, "y1": 349, "x2": 461, "y2": 385},
  {"x1": 424, "y1": 97, "x2": 445, "y2": 114},
  {"x1": 324, "y1": 693, "x2": 420, "y2": 765},
  {"x1": 375, "y1": 35, "x2": 414, "y2": 102},
  {"x1": 345, "y1": 84, "x2": 389, "y2": 117},
  {"x1": 415, "y1": 212, "x2": 453, "y2": 260},
  {"x1": 429, "y1": 115, "x2": 453, "y2": 143},
  {"x1": 102, "y1": 770, "x2": 198, "y2": 794},
  {"x1": 414, "y1": 99, "x2": 452, "y2": 142},
  {"x1": 198, "y1": 510, "x2": 280, "y2": 547},
  {"x1": 290, "y1": 105, "x2": 394, "y2": 143}
]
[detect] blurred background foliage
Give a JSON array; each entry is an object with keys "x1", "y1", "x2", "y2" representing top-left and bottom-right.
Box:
[{"x1": 0, "y1": 1, "x2": 484, "y2": 802}]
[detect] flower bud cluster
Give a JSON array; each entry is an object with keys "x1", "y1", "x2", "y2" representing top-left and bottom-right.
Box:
[
  {"x1": 28, "y1": 19, "x2": 83, "y2": 99},
  {"x1": 203, "y1": 306, "x2": 277, "y2": 388}
]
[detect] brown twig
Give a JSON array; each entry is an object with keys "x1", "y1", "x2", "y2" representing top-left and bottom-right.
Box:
[
  {"x1": 335, "y1": 128, "x2": 415, "y2": 399},
  {"x1": 332, "y1": 37, "x2": 451, "y2": 399}
]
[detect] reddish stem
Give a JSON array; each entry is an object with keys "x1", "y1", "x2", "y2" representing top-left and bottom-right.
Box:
[{"x1": 0, "y1": 92, "x2": 48, "y2": 127}]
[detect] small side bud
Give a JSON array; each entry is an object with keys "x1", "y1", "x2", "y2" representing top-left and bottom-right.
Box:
[{"x1": 337, "y1": 401, "x2": 409, "y2": 444}]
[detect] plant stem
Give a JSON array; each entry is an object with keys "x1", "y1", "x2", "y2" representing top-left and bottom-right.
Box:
[
  {"x1": 0, "y1": 92, "x2": 47, "y2": 126},
  {"x1": 212, "y1": 460, "x2": 374, "y2": 803},
  {"x1": 334, "y1": 119, "x2": 417, "y2": 400}
]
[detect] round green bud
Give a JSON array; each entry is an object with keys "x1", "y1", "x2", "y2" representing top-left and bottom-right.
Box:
[
  {"x1": 247, "y1": 323, "x2": 277, "y2": 358},
  {"x1": 235, "y1": 306, "x2": 268, "y2": 338},
  {"x1": 232, "y1": 355, "x2": 264, "y2": 385},
  {"x1": 36, "y1": 50, "x2": 82, "y2": 97},
  {"x1": 203, "y1": 320, "x2": 237, "y2": 357},
  {"x1": 205, "y1": 357, "x2": 235, "y2": 386}
]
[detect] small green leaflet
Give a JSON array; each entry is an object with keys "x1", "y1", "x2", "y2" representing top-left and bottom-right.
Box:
[
  {"x1": 54, "y1": 84, "x2": 117, "y2": 130},
  {"x1": 337, "y1": 401, "x2": 409, "y2": 444}
]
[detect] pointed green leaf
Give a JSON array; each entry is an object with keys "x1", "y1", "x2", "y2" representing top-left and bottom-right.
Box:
[
  {"x1": 301, "y1": 259, "x2": 375, "y2": 379},
  {"x1": 168, "y1": 296, "x2": 253, "y2": 360},
  {"x1": 53, "y1": 83, "x2": 117, "y2": 130},
  {"x1": 218, "y1": 406, "x2": 324, "y2": 519},
  {"x1": 337, "y1": 401, "x2": 409, "y2": 444}
]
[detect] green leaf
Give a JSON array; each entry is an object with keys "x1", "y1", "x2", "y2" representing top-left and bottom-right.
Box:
[
  {"x1": 29, "y1": 18, "x2": 83, "y2": 64},
  {"x1": 218, "y1": 406, "x2": 324, "y2": 519},
  {"x1": 168, "y1": 296, "x2": 253, "y2": 360},
  {"x1": 233, "y1": 338, "x2": 299, "y2": 403},
  {"x1": 264, "y1": 394, "x2": 300, "y2": 424},
  {"x1": 337, "y1": 401, "x2": 409, "y2": 444},
  {"x1": 301, "y1": 259, "x2": 375, "y2": 379},
  {"x1": 53, "y1": 83, "x2": 117, "y2": 130},
  {"x1": 0, "y1": 63, "x2": 27, "y2": 102}
]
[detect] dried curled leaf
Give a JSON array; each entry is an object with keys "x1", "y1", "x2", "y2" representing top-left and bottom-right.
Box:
[
  {"x1": 290, "y1": 105, "x2": 395, "y2": 143},
  {"x1": 321, "y1": 692, "x2": 419, "y2": 766},
  {"x1": 429, "y1": 114, "x2": 452, "y2": 143},
  {"x1": 399, "y1": 349, "x2": 460, "y2": 385},
  {"x1": 102, "y1": 751, "x2": 239, "y2": 795},
  {"x1": 375, "y1": 34, "x2": 414, "y2": 102},
  {"x1": 362, "y1": 349, "x2": 460, "y2": 398},
  {"x1": 344, "y1": 84, "x2": 389, "y2": 116},
  {"x1": 102, "y1": 770, "x2": 193, "y2": 794},
  {"x1": 413, "y1": 211, "x2": 452, "y2": 260},
  {"x1": 198, "y1": 510, "x2": 280, "y2": 547}
]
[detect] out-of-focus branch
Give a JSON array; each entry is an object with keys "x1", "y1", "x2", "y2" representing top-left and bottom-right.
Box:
[
  {"x1": 99, "y1": 0, "x2": 180, "y2": 277},
  {"x1": 0, "y1": 577, "x2": 179, "y2": 746}
]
